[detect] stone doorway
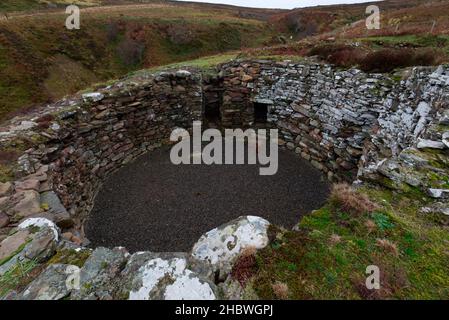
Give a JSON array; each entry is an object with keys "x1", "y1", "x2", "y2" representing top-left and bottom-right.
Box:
[
  {"x1": 204, "y1": 101, "x2": 221, "y2": 124},
  {"x1": 254, "y1": 102, "x2": 269, "y2": 124}
]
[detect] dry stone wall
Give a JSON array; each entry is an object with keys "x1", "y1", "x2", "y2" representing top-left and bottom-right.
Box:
[
  {"x1": 0, "y1": 60, "x2": 448, "y2": 243},
  {"x1": 220, "y1": 60, "x2": 449, "y2": 182},
  {"x1": 0, "y1": 60, "x2": 448, "y2": 300},
  {"x1": 0, "y1": 70, "x2": 202, "y2": 242}
]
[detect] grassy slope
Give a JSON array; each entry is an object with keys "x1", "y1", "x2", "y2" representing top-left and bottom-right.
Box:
[
  {"x1": 0, "y1": 3, "x2": 279, "y2": 121},
  {"x1": 2, "y1": 0, "x2": 449, "y2": 121},
  {"x1": 249, "y1": 185, "x2": 449, "y2": 299},
  {"x1": 0, "y1": 1, "x2": 103, "y2": 13},
  {"x1": 269, "y1": 0, "x2": 429, "y2": 39}
]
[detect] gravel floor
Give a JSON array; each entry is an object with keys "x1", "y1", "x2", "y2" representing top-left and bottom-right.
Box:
[{"x1": 86, "y1": 146, "x2": 330, "y2": 252}]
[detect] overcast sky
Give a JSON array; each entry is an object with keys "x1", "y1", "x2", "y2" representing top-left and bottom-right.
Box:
[{"x1": 178, "y1": 0, "x2": 380, "y2": 9}]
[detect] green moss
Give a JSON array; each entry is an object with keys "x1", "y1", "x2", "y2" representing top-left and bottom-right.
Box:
[
  {"x1": 47, "y1": 248, "x2": 91, "y2": 268},
  {"x1": 0, "y1": 164, "x2": 15, "y2": 183}
]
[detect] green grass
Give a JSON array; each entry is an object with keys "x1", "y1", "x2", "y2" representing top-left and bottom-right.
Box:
[
  {"x1": 251, "y1": 187, "x2": 449, "y2": 299},
  {"x1": 0, "y1": 259, "x2": 38, "y2": 298},
  {"x1": 141, "y1": 53, "x2": 239, "y2": 73},
  {"x1": 0, "y1": 0, "x2": 42, "y2": 13}
]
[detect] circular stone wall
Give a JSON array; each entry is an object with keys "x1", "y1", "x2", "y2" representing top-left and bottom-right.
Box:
[{"x1": 86, "y1": 146, "x2": 330, "y2": 252}]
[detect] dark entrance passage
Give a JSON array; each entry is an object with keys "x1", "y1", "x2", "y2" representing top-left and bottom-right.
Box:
[
  {"x1": 204, "y1": 102, "x2": 221, "y2": 123},
  {"x1": 254, "y1": 103, "x2": 268, "y2": 123},
  {"x1": 86, "y1": 146, "x2": 330, "y2": 253}
]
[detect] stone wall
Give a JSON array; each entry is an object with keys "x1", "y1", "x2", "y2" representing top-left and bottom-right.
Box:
[
  {"x1": 0, "y1": 70, "x2": 202, "y2": 241},
  {"x1": 219, "y1": 60, "x2": 449, "y2": 182},
  {"x1": 1, "y1": 61, "x2": 448, "y2": 243}
]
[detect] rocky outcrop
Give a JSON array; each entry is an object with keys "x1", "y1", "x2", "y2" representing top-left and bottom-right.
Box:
[{"x1": 1, "y1": 216, "x2": 270, "y2": 300}]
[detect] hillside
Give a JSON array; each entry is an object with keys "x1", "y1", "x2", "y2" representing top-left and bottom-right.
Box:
[
  {"x1": 0, "y1": 2, "x2": 284, "y2": 121},
  {"x1": 1, "y1": 0, "x2": 449, "y2": 121}
]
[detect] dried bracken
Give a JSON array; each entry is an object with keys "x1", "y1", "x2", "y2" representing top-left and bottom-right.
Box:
[
  {"x1": 376, "y1": 239, "x2": 399, "y2": 257},
  {"x1": 271, "y1": 281, "x2": 289, "y2": 300},
  {"x1": 330, "y1": 183, "x2": 380, "y2": 216},
  {"x1": 364, "y1": 219, "x2": 377, "y2": 234},
  {"x1": 329, "y1": 233, "x2": 342, "y2": 245}
]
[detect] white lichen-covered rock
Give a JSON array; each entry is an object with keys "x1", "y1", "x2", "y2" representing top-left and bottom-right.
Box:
[
  {"x1": 442, "y1": 132, "x2": 449, "y2": 148},
  {"x1": 191, "y1": 216, "x2": 270, "y2": 277},
  {"x1": 119, "y1": 252, "x2": 216, "y2": 300},
  {"x1": 82, "y1": 92, "x2": 104, "y2": 102},
  {"x1": 417, "y1": 139, "x2": 446, "y2": 150},
  {"x1": 428, "y1": 188, "x2": 449, "y2": 199},
  {"x1": 18, "y1": 217, "x2": 59, "y2": 241},
  {"x1": 175, "y1": 70, "x2": 191, "y2": 78}
]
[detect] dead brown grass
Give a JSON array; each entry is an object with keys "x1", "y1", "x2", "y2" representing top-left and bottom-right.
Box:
[
  {"x1": 376, "y1": 238, "x2": 399, "y2": 257},
  {"x1": 271, "y1": 281, "x2": 289, "y2": 300},
  {"x1": 231, "y1": 246, "x2": 257, "y2": 286},
  {"x1": 330, "y1": 183, "x2": 380, "y2": 216}
]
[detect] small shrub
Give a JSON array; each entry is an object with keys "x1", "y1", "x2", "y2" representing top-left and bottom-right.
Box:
[
  {"x1": 371, "y1": 212, "x2": 395, "y2": 231},
  {"x1": 330, "y1": 183, "x2": 380, "y2": 216},
  {"x1": 359, "y1": 48, "x2": 439, "y2": 72},
  {"x1": 271, "y1": 281, "x2": 289, "y2": 300},
  {"x1": 116, "y1": 38, "x2": 145, "y2": 67},
  {"x1": 106, "y1": 22, "x2": 120, "y2": 43}
]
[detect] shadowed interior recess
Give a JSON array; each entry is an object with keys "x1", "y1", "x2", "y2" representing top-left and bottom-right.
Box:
[{"x1": 86, "y1": 146, "x2": 330, "y2": 252}]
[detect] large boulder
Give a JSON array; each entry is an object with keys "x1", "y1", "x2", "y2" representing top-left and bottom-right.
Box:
[
  {"x1": 191, "y1": 216, "x2": 270, "y2": 279},
  {"x1": 118, "y1": 252, "x2": 216, "y2": 300}
]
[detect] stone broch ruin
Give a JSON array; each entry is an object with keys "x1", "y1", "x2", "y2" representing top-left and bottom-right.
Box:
[{"x1": 0, "y1": 60, "x2": 448, "y2": 299}]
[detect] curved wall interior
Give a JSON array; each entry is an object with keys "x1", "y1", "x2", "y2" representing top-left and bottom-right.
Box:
[{"x1": 0, "y1": 62, "x2": 448, "y2": 243}]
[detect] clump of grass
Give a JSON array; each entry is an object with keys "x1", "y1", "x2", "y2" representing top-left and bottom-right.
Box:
[
  {"x1": 376, "y1": 238, "x2": 399, "y2": 257},
  {"x1": 329, "y1": 183, "x2": 380, "y2": 216},
  {"x1": 0, "y1": 259, "x2": 40, "y2": 298},
  {"x1": 271, "y1": 281, "x2": 289, "y2": 300}
]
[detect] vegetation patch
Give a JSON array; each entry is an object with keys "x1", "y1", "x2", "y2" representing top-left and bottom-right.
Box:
[
  {"x1": 0, "y1": 259, "x2": 41, "y2": 298},
  {"x1": 250, "y1": 185, "x2": 449, "y2": 299}
]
